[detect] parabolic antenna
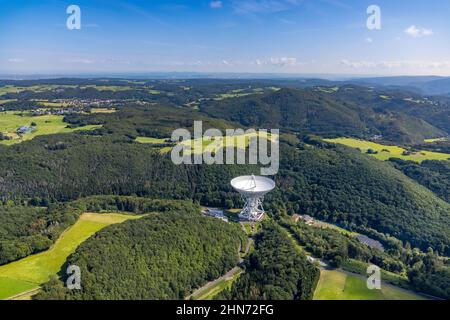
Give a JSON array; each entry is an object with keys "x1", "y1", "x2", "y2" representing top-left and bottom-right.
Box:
[{"x1": 231, "y1": 175, "x2": 275, "y2": 221}]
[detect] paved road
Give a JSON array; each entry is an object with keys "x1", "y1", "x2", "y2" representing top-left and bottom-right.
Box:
[{"x1": 185, "y1": 266, "x2": 242, "y2": 300}]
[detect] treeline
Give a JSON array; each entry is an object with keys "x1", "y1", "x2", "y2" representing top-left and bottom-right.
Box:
[
  {"x1": 217, "y1": 222, "x2": 320, "y2": 300},
  {"x1": 0, "y1": 196, "x2": 200, "y2": 265},
  {"x1": 36, "y1": 208, "x2": 245, "y2": 300}
]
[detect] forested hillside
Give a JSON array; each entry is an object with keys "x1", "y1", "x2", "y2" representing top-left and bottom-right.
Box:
[
  {"x1": 0, "y1": 196, "x2": 200, "y2": 265},
  {"x1": 36, "y1": 207, "x2": 245, "y2": 300},
  {"x1": 217, "y1": 223, "x2": 319, "y2": 300},
  {"x1": 273, "y1": 140, "x2": 450, "y2": 255},
  {"x1": 201, "y1": 88, "x2": 446, "y2": 143},
  {"x1": 0, "y1": 133, "x2": 449, "y2": 256},
  {"x1": 390, "y1": 159, "x2": 450, "y2": 203}
]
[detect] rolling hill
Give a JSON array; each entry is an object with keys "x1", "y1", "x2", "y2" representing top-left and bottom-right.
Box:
[{"x1": 201, "y1": 87, "x2": 446, "y2": 143}]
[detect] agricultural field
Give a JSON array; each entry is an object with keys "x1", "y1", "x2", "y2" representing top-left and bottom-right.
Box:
[
  {"x1": 0, "y1": 99, "x2": 17, "y2": 105},
  {"x1": 0, "y1": 213, "x2": 142, "y2": 300},
  {"x1": 136, "y1": 132, "x2": 278, "y2": 156},
  {"x1": 90, "y1": 108, "x2": 117, "y2": 113},
  {"x1": 135, "y1": 137, "x2": 169, "y2": 144},
  {"x1": 180, "y1": 132, "x2": 279, "y2": 156},
  {"x1": 313, "y1": 270, "x2": 427, "y2": 300},
  {"x1": 325, "y1": 138, "x2": 450, "y2": 162},
  {"x1": 0, "y1": 84, "x2": 137, "y2": 97},
  {"x1": 0, "y1": 111, "x2": 101, "y2": 145},
  {"x1": 80, "y1": 85, "x2": 133, "y2": 91},
  {"x1": 32, "y1": 100, "x2": 71, "y2": 108},
  {"x1": 0, "y1": 85, "x2": 79, "y2": 96},
  {"x1": 424, "y1": 137, "x2": 448, "y2": 143},
  {"x1": 213, "y1": 87, "x2": 277, "y2": 100}
]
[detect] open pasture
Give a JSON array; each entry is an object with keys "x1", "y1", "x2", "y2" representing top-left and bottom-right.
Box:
[
  {"x1": 0, "y1": 213, "x2": 141, "y2": 300},
  {"x1": 325, "y1": 138, "x2": 450, "y2": 163},
  {"x1": 0, "y1": 111, "x2": 101, "y2": 145}
]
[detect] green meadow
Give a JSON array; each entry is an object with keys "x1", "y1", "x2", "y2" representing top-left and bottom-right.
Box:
[
  {"x1": 424, "y1": 137, "x2": 448, "y2": 143},
  {"x1": 325, "y1": 138, "x2": 450, "y2": 163},
  {"x1": 0, "y1": 213, "x2": 141, "y2": 300},
  {"x1": 179, "y1": 132, "x2": 279, "y2": 155},
  {"x1": 0, "y1": 111, "x2": 101, "y2": 145},
  {"x1": 135, "y1": 132, "x2": 278, "y2": 155},
  {"x1": 0, "y1": 85, "x2": 79, "y2": 96},
  {"x1": 0, "y1": 99, "x2": 17, "y2": 105},
  {"x1": 0, "y1": 84, "x2": 135, "y2": 97},
  {"x1": 314, "y1": 270, "x2": 426, "y2": 300},
  {"x1": 135, "y1": 137, "x2": 169, "y2": 144}
]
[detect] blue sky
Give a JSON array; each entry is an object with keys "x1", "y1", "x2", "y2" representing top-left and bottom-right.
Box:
[{"x1": 1, "y1": 0, "x2": 450, "y2": 75}]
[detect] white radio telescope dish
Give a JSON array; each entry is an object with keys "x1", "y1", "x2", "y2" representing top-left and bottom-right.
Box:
[{"x1": 231, "y1": 175, "x2": 275, "y2": 221}]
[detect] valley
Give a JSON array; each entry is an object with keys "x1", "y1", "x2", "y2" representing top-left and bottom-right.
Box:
[{"x1": 0, "y1": 79, "x2": 449, "y2": 301}]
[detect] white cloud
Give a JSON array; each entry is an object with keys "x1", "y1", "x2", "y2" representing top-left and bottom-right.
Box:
[
  {"x1": 365, "y1": 37, "x2": 373, "y2": 43},
  {"x1": 255, "y1": 57, "x2": 300, "y2": 67},
  {"x1": 404, "y1": 25, "x2": 433, "y2": 38},
  {"x1": 210, "y1": 1, "x2": 223, "y2": 9},
  {"x1": 8, "y1": 58, "x2": 24, "y2": 63},
  {"x1": 63, "y1": 58, "x2": 95, "y2": 64},
  {"x1": 340, "y1": 59, "x2": 450, "y2": 69}
]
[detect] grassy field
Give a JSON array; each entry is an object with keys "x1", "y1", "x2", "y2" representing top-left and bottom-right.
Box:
[
  {"x1": 90, "y1": 108, "x2": 117, "y2": 113},
  {"x1": 80, "y1": 85, "x2": 133, "y2": 91},
  {"x1": 136, "y1": 132, "x2": 278, "y2": 155},
  {"x1": 0, "y1": 99, "x2": 17, "y2": 105},
  {"x1": 325, "y1": 138, "x2": 450, "y2": 163},
  {"x1": 180, "y1": 132, "x2": 279, "y2": 155},
  {"x1": 314, "y1": 270, "x2": 427, "y2": 300},
  {"x1": 0, "y1": 84, "x2": 134, "y2": 97},
  {"x1": 424, "y1": 137, "x2": 448, "y2": 143},
  {"x1": 135, "y1": 137, "x2": 169, "y2": 144},
  {"x1": 0, "y1": 85, "x2": 80, "y2": 96},
  {"x1": 0, "y1": 213, "x2": 141, "y2": 300},
  {"x1": 0, "y1": 111, "x2": 101, "y2": 145}
]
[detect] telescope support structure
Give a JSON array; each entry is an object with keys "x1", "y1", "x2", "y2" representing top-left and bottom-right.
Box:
[{"x1": 239, "y1": 195, "x2": 265, "y2": 221}]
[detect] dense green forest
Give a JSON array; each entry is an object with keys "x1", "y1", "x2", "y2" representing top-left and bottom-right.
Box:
[
  {"x1": 217, "y1": 222, "x2": 320, "y2": 300},
  {"x1": 0, "y1": 79, "x2": 449, "y2": 300},
  {"x1": 273, "y1": 140, "x2": 450, "y2": 256},
  {"x1": 0, "y1": 196, "x2": 200, "y2": 265},
  {"x1": 0, "y1": 132, "x2": 449, "y2": 257},
  {"x1": 36, "y1": 204, "x2": 245, "y2": 300},
  {"x1": 390, "y1": 159, "x2": 450, "y2": 202},
  {"x1": 201, "y1": 88, "x2": 446, "y2": 143},
  {"x1": 1, "y1": 135, "x2": 448, "y2": 256}
]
